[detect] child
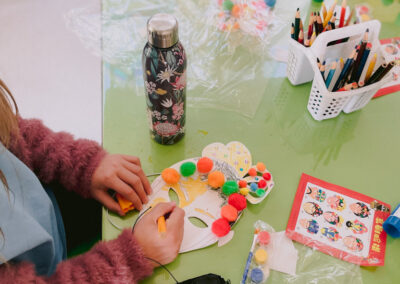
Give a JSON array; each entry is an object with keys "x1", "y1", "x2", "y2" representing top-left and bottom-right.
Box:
[{"x1": 0, "y1": 79, "x2": 185, "y2": 283}]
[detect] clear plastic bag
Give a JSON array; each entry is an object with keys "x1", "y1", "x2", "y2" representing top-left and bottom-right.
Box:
[{"x1": 65, "y1": 0, "x2": 309, "y2": 117}]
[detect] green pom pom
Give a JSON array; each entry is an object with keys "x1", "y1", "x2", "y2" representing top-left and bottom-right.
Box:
[
  {"x1": 180, "y1": 162, "x2": 196, "y2": 177},
  {"x1": 222, "y1": 0, "x2": 234, "y2": 11},
  {"x1": 222, "y1": 180, "x2": 239, "y2": 196},
  {"x1": 256, "y1": 189, "x2": 266, "y2": 197}
]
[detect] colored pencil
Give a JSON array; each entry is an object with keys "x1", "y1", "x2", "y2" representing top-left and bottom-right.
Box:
[
  {"x1": 367, "y1": 61, "x2": 395, "y2": 85},
  {"x1": 339, "y1": 0, "x2": 347, "y2": 28},
  {"x1": 320, "y1": 60, "x2": 326, "y2": 80},
  {"x1": 330, "y1": 12, "x2": 337, "y2": 29},
  {"x1": 325, "y1": 61, "x2": 337, "y2": 88},
  {"x1": 350, "y1": 30, "x2": 368, "y2": 82},
  {"x1": 364, "y1": 53, "x2": 377, "y2": 82},
  {"x1": 291, "y1": 23, "x2": 295, "y2": 39},
  {"x1": 323, "y1": 0, "x2": 337, "y2": 28},
  {"x1": 339, "y1": 57, "x2": 344, "y2": 69},
  {"x1": 313, "y1": 12, "x2": 318, "y2": 36},
  {"x1": 365, "y1": 63, "x2": 386, "y2": 85},
  {"x1": 355, "y1": 43, "x2": 371, "y2": 82},
  {"x1": 338, "y1": 82, "x2": 358, "y2": 91},
  {"x1": 298, "y1": 30, "x2": 304, "y2": 44},
  {"x1": 304, "y1": 38, "x2": 310, "y2": 47},
  {"x1": 308, "y1": 12, "x2": 314, "y2": 39},
  {"x1": 317, "y1": 57, "x2": 321, "y2": 69},
  {"x1": 333, "y1": 47, "x2": 357, "y2": 91},
  {"x1": 294, "y1": 8, "x2": 300, "y2": 41},
  {"x1": 345, "y1": 8, "x2": 354, "y2": 26},
  {"x1": 317, "y1": 12, "x2": 324, "y2": 35},
  {"x1": 310, "y1": 31, "x2": 317, "y2": 46}
]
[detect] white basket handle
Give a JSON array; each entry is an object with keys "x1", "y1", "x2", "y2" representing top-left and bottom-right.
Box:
[{"x1": 309, "y1": 20, "x2": 381, "y2": 60}]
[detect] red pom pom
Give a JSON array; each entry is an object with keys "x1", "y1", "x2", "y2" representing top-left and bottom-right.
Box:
[
  {"x1": 258, "y1": 179, "x2": 267, "y2": 188},
  {"x1": 248, "y1": 168, "x2": 257, "y2": 177},
  {"x1": 212, "y1": 218, "x2": 231, "y2": 237},
  {"x1": 197, "y1": 157, "x2": 214, "y2": 173},
  {"x1": 228, "y1": 193, "x2": 247, "y2": 211},
  {"x1": 238, "y1": 180, "x2": 247, "y2": 188},
  {"x1": 262, "y1": 172, "x2": 271, "y2": 181}
]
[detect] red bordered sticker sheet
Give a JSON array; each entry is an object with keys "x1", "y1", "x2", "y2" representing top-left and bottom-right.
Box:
[
  {"x1": 286, "y1": 174, "x2": 391, "y2": 266},
  {"x1": 373, "y1": 37, "x2": 400, "y2": 98}
]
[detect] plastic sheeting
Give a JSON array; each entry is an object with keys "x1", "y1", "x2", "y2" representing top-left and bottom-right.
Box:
[{"x1": 65, "y1": 0, "x2": 309, "y2": 117}]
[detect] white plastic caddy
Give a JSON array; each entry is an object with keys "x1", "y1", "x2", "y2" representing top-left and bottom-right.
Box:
[{"x1": 286, "y1": 20, "x2": 391, "y2": 121}]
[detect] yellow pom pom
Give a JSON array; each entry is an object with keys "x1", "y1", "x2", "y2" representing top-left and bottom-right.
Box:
[{"x1": 240, "y1": 187, "x2": 249, "y2": 196}]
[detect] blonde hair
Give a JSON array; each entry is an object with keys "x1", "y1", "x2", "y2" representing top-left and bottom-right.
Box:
[
  {"x1": 0, "y1": 79, "x2": 18, "y2": 261},
  {"x1": 0, "y1": 78, "x2": 19, "y2": 147}
]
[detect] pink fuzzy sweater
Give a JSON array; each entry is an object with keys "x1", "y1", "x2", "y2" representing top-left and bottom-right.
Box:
[{"x1": 0, "y1": 118, "x2": 153, "y2": 283}]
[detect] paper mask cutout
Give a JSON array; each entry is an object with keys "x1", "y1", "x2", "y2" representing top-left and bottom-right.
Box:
[{"x1": 141, "y1": 157, "x2": 240, "y2": 253}]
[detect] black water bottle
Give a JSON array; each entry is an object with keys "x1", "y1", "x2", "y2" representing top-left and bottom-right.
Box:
[{"x1": 142, "y1": 13, "x2": 186, "y2": 145}]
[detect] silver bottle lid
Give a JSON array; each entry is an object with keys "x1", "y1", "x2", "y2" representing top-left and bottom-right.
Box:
[{"x1": 147, "y1": 13, "x2": 179, "y2": 49}]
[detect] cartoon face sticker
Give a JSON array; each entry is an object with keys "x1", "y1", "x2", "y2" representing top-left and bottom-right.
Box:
[
  {"x1": 300, "y1": 219, "x2": 319, "y2": 234},
  {"x1": 303, "y1": 202, "x2": 323, "y2": 217},
  {"x1": 343, "y1": 236, "x2": 363, "y2": 252},
  {"x1": 346, "y1": 220, "x2": 368, "y2": 234},
  {"x1": 327, "y1": 195, "x2": 346, "y2": 211},
  {"x1": 323, "y1": 211, "x2": 343, "y2": 226},
  {"x1": 321, "y1": 227, "x2": 340, "y2": 242},
  {"x1": 306, "y1": 186, "x2": 327, "y2": 202},
  {"x1": 350, "y1": 202, "x2": 370, "y2": 218}
]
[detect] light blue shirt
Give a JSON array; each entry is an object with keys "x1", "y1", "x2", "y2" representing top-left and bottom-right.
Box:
[{"x1": 0, "y1": 143, "x2": 66, "y2": 276}]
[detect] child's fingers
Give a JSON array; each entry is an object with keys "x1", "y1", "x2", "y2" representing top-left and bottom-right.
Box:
[
  {"x1": 95, "y1": 190, "x2": 124, "y2": 216},
  {"x1": 165, "y1": 207, "x2": 185, "y2": 229},
  {"x1": 149, "y1": 202, "x2": 176, "y2": 221},
  {"x1": 118, "y1": 168, "x2": 148, "y2": 204},
  {"x1": 123, "y1": 161, "x2": 152, "y2": 195},
  {"x1": 110, "y1": 177, "x2": 143, "y2": 210},
  {"x1": 122, "y1": 155, "x2": 142, "y2": 167}
]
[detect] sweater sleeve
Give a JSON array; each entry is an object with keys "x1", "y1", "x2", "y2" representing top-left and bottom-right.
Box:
[
  {"x1": 0, "y1": 230, "x2": 154, "y2": 284},
  {"x1": 14, "y1": 117, "x2": 107, "y2": 198}
]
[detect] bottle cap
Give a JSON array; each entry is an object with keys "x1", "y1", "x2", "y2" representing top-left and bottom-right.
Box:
[
  {"x1": 147, "y1": 13, "x2": 179, "y2": 48},
  {"x1": 383, "y1": 204, "x2": 400, "y2": 238}
]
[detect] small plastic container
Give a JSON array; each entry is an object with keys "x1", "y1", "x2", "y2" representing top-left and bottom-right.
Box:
[
  {"x1": 383, "y1": 204, "x2": 400, "y2": 238},
  {"x1": 287, "y1": 20, "x2": 391, "y2": 121}
]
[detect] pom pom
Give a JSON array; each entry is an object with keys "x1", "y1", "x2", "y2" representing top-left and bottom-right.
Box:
[
  {"x1": 222, "y1": 180, "x2": 239, "y2": 196},
  {"x1": 231, "y1": 4, "x2": 241, "y2": 17},
  {"x1": 180, "y1": 162, "x2": 196, "y2": 177},
  {"x1": 258, "y1": 179, "x2": 267, "y2": 188},
  {"x1": 254, "y1": 248, "x2": 268, "y2": 264},
  {"x1": 212, "y1": 218, "x2": 231, "y2": 237},
  {"x1": 251, "y1": 268, "x2": 264, "y2": 283},
  {"x1": 221, "y1": 204, "x2": 238, "y2": 222},
  {"x1": 222, "y1": 0, "x2": 234, "y2": 11},
  {"x1": 262, "y1": 172, "x2": 271, "y2": 181},
  {"x1": 258, "y1": 231, "x2": 270, "y2": 245},
  {"x1": 208, "y1": 171, "x2": 225, "y2": 188},
  {"x1": 256, "y1": 189, "x2": 266, "y2": 197},
  {"x1": 240, "y1": 187, "x2": 250, "y2": 196},
  {"x1": 238, "y1": 180, "x2": 247, "y2": 188},
  {"x1": 256, "y1": 162, "x2": 266, "y2": 172},
  {"x1": 248, "y1": 168, "x2": 257, "y2": 177},
  {"x1": 161, "y1": 168, "x2": 180, "y2": 184},
  {"x1": 197, "y1": 157, "x2": 213, "y2": 173},
  {"x1": 250, "y1": 182, "x2": 258, "y2": 191},
  {"x1": 228, "y1": 193, "x2": 247, "y2": 211}
]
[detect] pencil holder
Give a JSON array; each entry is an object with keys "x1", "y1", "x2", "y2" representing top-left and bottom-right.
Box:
[{"x1": 287, "y1": 40, "x2": 314, "y2": 85}]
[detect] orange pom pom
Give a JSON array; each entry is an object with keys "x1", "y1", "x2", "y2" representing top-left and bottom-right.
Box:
[
  {"x1": 197, "y1": 157, "x2": 214, "y2": 173},
  {"x1": 232, "y1": 5, "x2": 241, "y2": 17},
  {"x1": 208, "y1": 171, "x2": 225, "y2": 188},
  {"x1": 161, "y1": 168, "x2": 180, "y2": 184},
  {"x1": 238, "y1": 180, "x2": 247, "y2": 188},
  {"x1": 233, "y1": 22, "x2": 240, "y2": 29},
  {"x1": 248, "y1": 168, "x2": 257, "y2": 177},
  {"x1": 221, "y1": 204, "x2": 238, "y2": 222},
  {"x1": 256, "y1": 162, "x2": 266, "y2": 172}
]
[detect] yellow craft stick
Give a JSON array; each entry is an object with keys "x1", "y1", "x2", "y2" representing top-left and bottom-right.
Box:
[
  {"x1": 323, "y1": 0, "x2": 337, "y2": 28},
  {"x1": 364, "y1": 53, "x2": 377, "y2": 82},
  {"x1": 158, "y1": 216, "x2": 167, "y2": 235},
  {"x1": 322, "y1": 2, "x2": 327, "y2": 21}
]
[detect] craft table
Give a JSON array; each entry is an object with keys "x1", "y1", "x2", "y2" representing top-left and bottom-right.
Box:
[{"x1": 102, "y1": 0, "x2": 400, "y2": 283}]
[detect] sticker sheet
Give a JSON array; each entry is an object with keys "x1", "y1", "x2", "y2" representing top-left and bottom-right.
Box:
[{"x1": 286, "y1": 174, "x2": 391, "y2": 266}]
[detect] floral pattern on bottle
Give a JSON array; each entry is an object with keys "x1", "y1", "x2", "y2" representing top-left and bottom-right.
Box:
[{"x1": 142, "y1": 41, "x2": 186, "y2": 145}]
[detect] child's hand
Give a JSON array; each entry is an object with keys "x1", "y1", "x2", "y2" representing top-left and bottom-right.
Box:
[
  {"x1": 91, "y1": 154, "x2": 152, "y2": 215},
  {"x1": 133, "y1": 202, "x2": 185, "y2": 267}
]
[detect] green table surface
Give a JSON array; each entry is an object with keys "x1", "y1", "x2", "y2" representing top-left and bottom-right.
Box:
[{"x1": 102, "y1": 0, "x2": 400, "y2": 283}]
